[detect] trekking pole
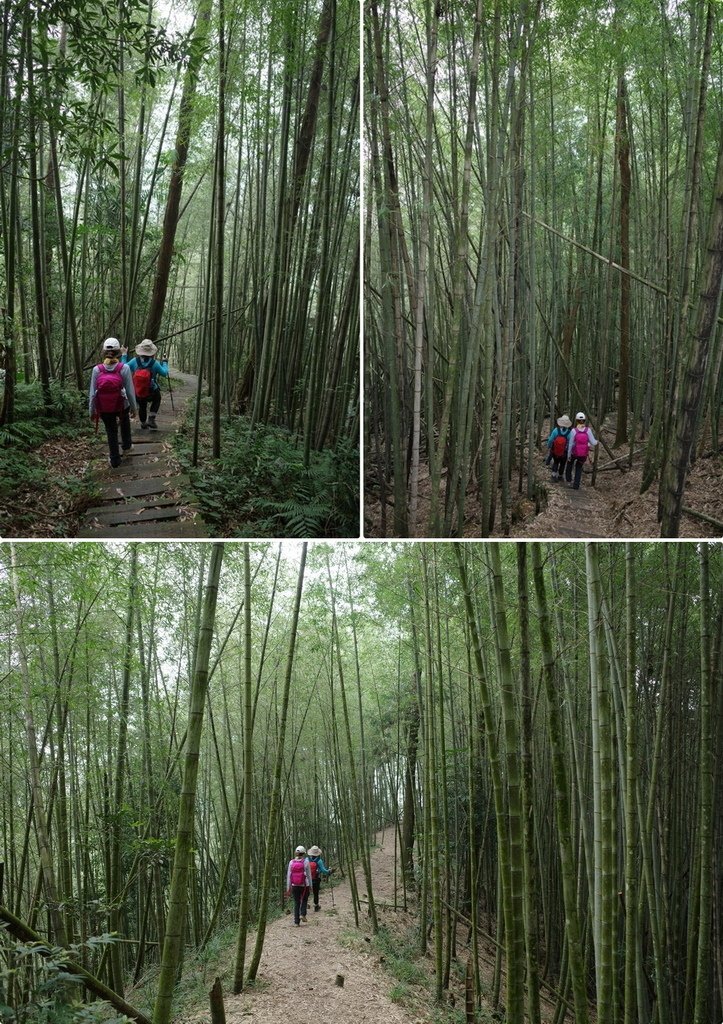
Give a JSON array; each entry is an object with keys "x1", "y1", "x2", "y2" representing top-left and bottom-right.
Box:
[
  {"x1": 163, "y1": 359, "x2": 175, "y2": 412},
  {"x1": 330, "y1": 875, "x2": 335, "y2": 909}
]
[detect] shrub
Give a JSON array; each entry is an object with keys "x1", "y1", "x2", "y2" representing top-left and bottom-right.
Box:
[{"x1": 175, "y1": 407, "x2": 358, "y2": 537}]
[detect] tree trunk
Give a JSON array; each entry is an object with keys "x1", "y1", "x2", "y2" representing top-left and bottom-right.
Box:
[
  {"x1": 152, "y1": 544, "x2": 224, "y2": 1024},
  {"x1": 144, "y1": 0, "x2": 213, "y2": 341}
]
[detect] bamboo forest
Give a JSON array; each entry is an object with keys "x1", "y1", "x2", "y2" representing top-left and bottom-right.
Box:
[
  {"x1": 0, "y1": 0, "x2": 359, "y2": 538},
  {"x1": 364, "y1": 0, "x2": 723, "y2": 540},
  {"x1": 1, "y1": 540, "x2": 721, "y2": 1024}
]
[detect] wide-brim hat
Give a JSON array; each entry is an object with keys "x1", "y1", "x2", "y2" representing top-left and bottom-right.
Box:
[
  {"x1": 556, "y1": 415, "x2": 572, "y2": 428},
  {"x1": 136, "y1": 339, "x2": 158, "y2": 356},
  {"x1": 308, "y1": 845, "x2": 322, "y2": 856}
]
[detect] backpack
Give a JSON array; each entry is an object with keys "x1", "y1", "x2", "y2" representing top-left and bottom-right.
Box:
[
  {"x1": 572, "y1": 427, "x2": 590, "y2": 459},
  {"x1": 309, "y1": 859, "x2": 319, "y2": 881},
  {"x1": 95, "y1": 363, "x2": 125, "y2": 415},
  {"x1": 552, "y1": 431, "x2": 568, "y2": 458},
  {"x1": 290, "y1": 859, "x2": 306, "y2": 886},
  {"x1": 133, "y1": 368, "x2": 152, "y2": 399}
]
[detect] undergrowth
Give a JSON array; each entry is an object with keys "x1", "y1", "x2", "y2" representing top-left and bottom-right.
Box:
[
  {"x1": 372, "y1": 925, "x2": 429, "y2": 987},
  {"x1": 0, "y1": 382, "x2": 99, "y2": 536},
  {"x1": 174, "y1": 400, "x2": 359, "y2": 537}
]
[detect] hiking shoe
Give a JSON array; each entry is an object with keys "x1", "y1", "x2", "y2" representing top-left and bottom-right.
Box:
[
  {"x1": 301, "y1": 915, "x2": 307, "y2": 922},
  {"x1": 108, "y1": 458, "x2": 122, "y2": 469},
  {"x1": 314, "y1": 905, "x2": 320, "y2": 912},
  {"x1": 148, "y1": 418, "x2": 158, "y2": 430},
  {"x1": 140, "y1": 422, "x2": 149, "y2": 430}
]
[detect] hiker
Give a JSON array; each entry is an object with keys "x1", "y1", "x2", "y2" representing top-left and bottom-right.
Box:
[
  {"x1": 89, "y1": 338, "x2": 137, "y2": 468},
  {"x1": 307, "y1": 845, "x2": 334, "y2": 912},
  {"x1": 546, "y1": 414, "x2": 572, "y2": 481},
  {"x1": 123, "y1": 339, "x2": 169, "y2": 431},
  {"x1": 286, "y1": 845, "x2": 313, "y2": 926},
  {"x1": 565, "y1": 412, "x2": 598, "y2": 490}
]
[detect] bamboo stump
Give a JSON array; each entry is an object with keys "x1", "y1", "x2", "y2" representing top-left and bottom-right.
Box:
[{"x1": 210, "y1": 977, "x2": 226, "y2": 1023}]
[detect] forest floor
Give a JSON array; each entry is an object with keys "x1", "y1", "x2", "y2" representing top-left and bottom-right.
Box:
[
  {"x1": 76, "y1": 369, "x2": 208, "y2": 538},
  {"x1": 175, "y1": 830, "x2": 514, "y2": 1024},
  {"x1": 364, "y1": 418, "x2": 723, "y2": 539},
  {"x1": 512, "y1": 416, "x2": 723, "y2": 539}
]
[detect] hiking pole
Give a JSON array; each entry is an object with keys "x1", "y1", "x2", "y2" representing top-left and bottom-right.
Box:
[{"x1": 162, "y1": 359, "x2": 175, "y2": 412}]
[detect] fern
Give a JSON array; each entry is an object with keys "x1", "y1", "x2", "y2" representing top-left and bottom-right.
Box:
[{"x1": 175, "y1": 407, "x2": 358, "y2": 536}]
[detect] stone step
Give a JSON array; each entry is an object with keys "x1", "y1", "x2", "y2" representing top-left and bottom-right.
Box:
[
  {"x1": 84, "y1": 497, "x2": 178, "y2": 517},
  {"x1": 96, "y1": 474, "x2": 189, "y2": 500},
  {"x1": 94, "y1": 458, "x2": 167, "y2": 479},
  {"x1": 121, "y1": 443, "x2": 165, "y2": 456},
  {"x1": 76, "y1": 519, "x2": 209, "y2": 538},
  {"x1": 89, "y1": 506, "x2": 183, "y2": 526}
]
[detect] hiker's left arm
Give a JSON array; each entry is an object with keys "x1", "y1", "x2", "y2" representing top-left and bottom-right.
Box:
[
  {"x1": 88, "y1": 367, "x2": 97, "y2": 417},
  {"x1": 122, "y1": 364, "x2": 138, "y2": 414}
]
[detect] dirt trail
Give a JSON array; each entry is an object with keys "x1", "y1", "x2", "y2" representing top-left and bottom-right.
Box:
[
  {"x1": 77, "y1": 369, "x2": 207, "y2": 537},
  {"x1": 185, "y1": 833, "x2": 418, "y2": 1024}
]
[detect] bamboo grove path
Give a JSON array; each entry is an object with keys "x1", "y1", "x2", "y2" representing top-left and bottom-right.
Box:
[
  {"x1": 188, "y1": 833, "x2": 418, "y2": 1024},
  {"x1": 517, "y1": 461, "x2": 609, "y2": 538},
  {"x1": 77, "y1": 369, "x2": 208, "y2": 538}
]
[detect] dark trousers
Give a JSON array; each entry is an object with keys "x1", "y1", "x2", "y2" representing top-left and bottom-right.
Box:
[
  {"x1": 101, "y1": 410, "x2": 132, "y2": 467},
  {"x1": 312, "y1": 877, "x2": 321, "y2": 907},
  {"x1": 565, "y1": 456, "x2": 585, "y2": 489},
  {"x1": 137, "y1": 390, "x2": 161, "y2": 424},
  {"x1": 551, "y1": 454, "x2": 567, "y2": 477},
  {"x1": 291, "y1": 885, "x2": 309, "y2": 924}
]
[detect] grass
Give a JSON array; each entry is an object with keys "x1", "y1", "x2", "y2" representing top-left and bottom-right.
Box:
[
  {"x1": 372, "y1": 924, "x2": 429, "y2": 987},
  {"x1": 0, "y1": 382, "x2": 101, "y2": 536},
  {"x1": 389, "y1": 982, "x2": 411, "y2": 1003},
  {"x1": 173, "y1": 397, "x2": 359, "y2": 537}
]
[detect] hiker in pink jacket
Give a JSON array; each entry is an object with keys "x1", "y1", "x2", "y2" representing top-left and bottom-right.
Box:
[
  {"x1": 88, "y1": 338, "x2": 137, "y2": 468},
  {"x1": 565, "y1": 412, "x2": 598, "y2": 489},
  {"x1": 286, "y1": 846, "x2": 313, "y2": 926}
]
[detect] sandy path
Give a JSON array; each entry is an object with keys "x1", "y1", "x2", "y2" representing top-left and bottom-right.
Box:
[{"x1": 184, "y1": 831, "x2": 418, "y2": 1024}]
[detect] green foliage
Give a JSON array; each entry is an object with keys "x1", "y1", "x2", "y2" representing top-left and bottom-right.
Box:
[
  {"x1": 372, "y1": 926, "x2": 429, "y2": 987},
  {"x1": 0, "y1": 935, "x2": 129, "y2": 1024},
  {"x1": 0, "y1": 382, "x2": 88, "y2": 447},
  {"x1": 0, "y1": 382, "x2": 98, "y2": 534},
  {"x1": 388, "y1": 983, "x2": 410, "y2": 1003},
  {"x1": 175, "y1": 407, "x2": 358, "y2": 537}
]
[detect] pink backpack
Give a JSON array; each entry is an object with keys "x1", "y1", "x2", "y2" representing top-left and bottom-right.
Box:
[
  {"x1": 95, "y1": 363, "x2": 125, "y2": 415},
  {"x1": 289, "y1": 858, "x2": 306, "y2": 886},
  {"x1": 572, "y1": 427, "x2": 590, "y2": 459}
]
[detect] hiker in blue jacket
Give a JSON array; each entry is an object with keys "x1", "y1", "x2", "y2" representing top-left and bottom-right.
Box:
[
  {"x1": 545, "y1": 414, "x2": 572, "y2": 481},
  {"x1": 89, "y1": 338, "x2": 137, "y2": 468},
  {"x1": 565, "y1": 412, "x2": 598, "y2": 490},
  {"x1": 286, "y1": 846, "x2": 313, "y2": 926},
  {"x1": 123, "y1": 339, "x2": 169, "y2": 431},
  {"x1": 307, "y1": 845, "x2": 334, "y2": 912}
]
